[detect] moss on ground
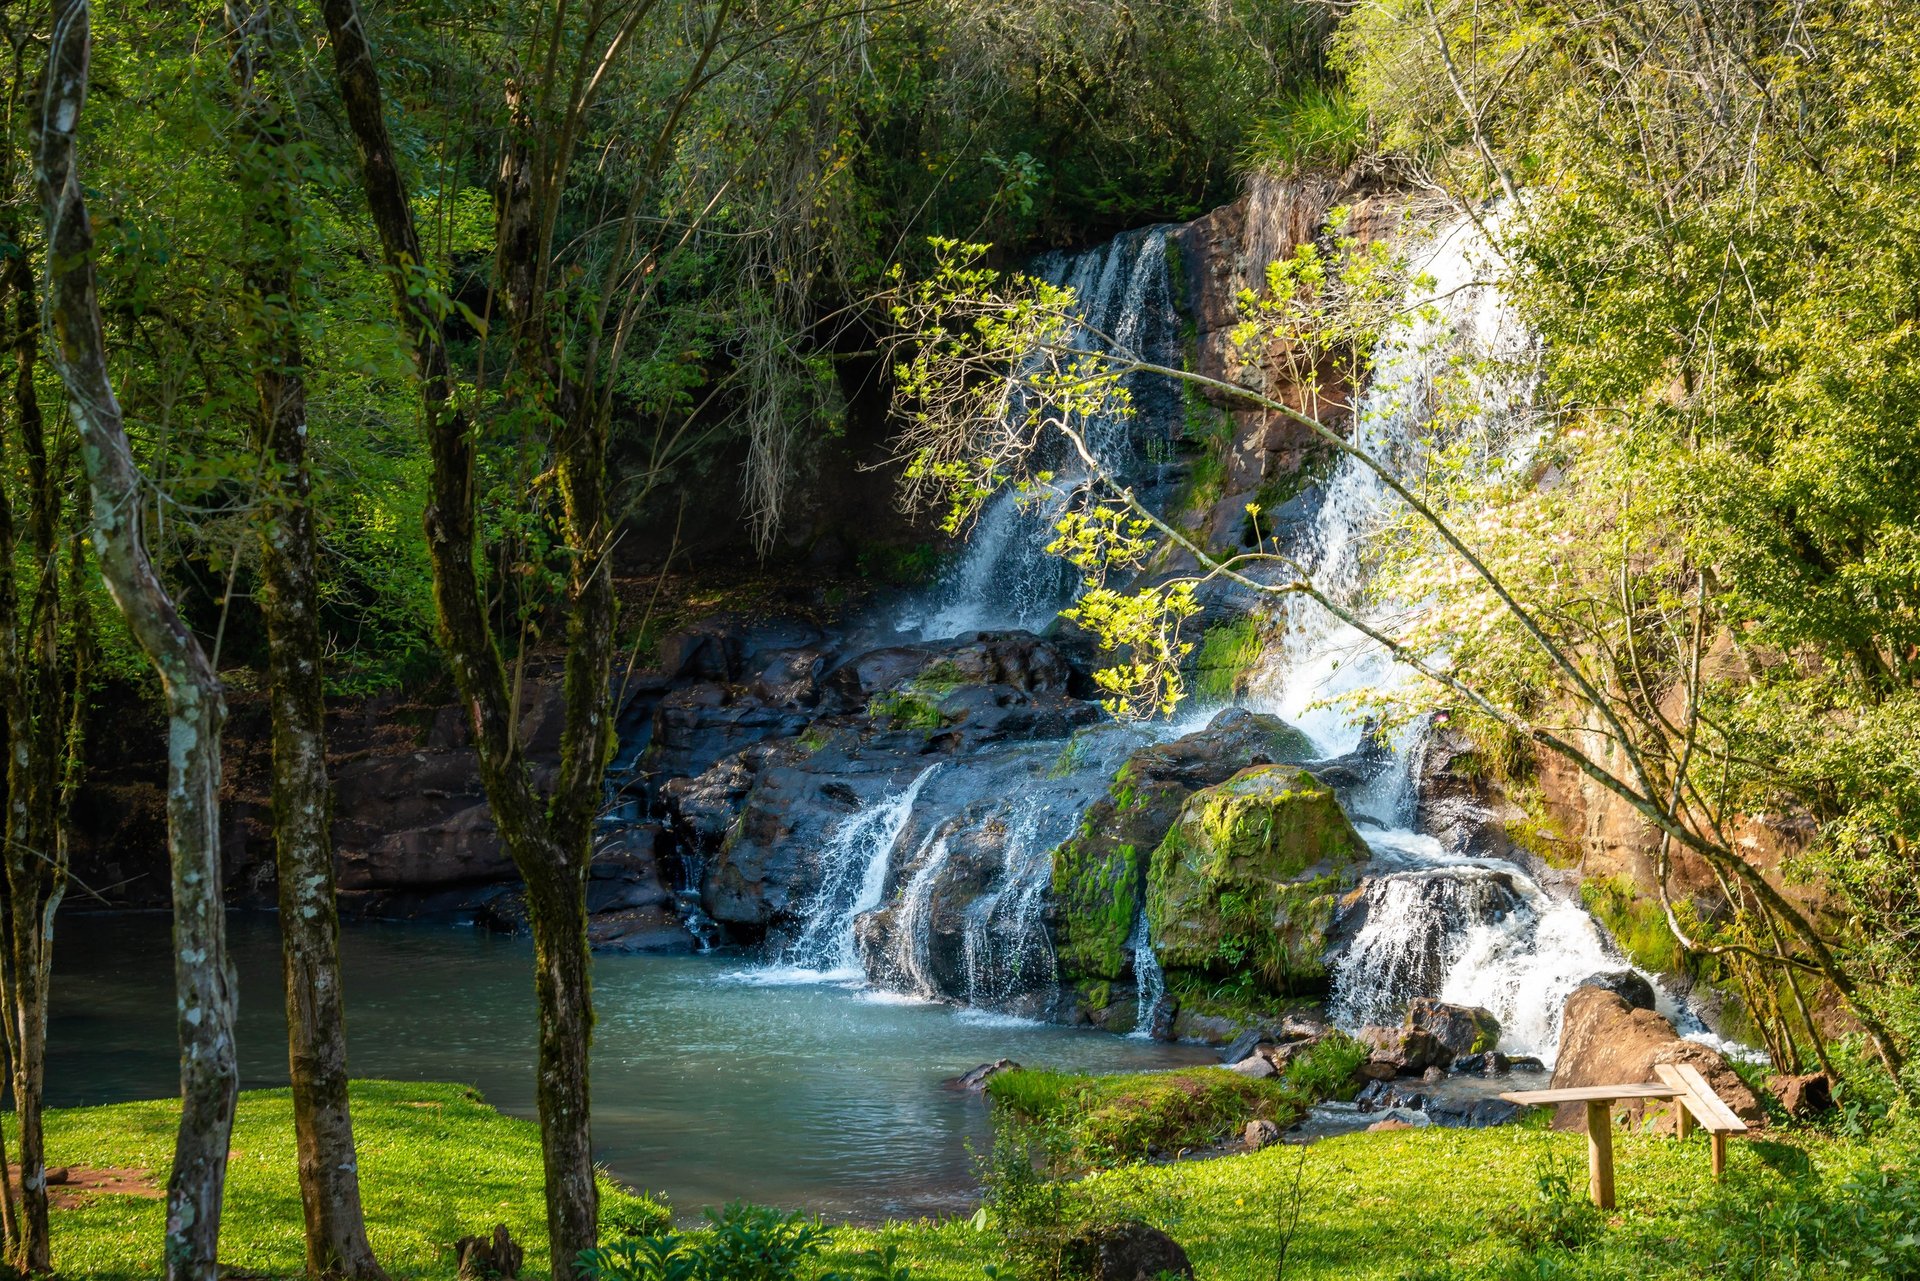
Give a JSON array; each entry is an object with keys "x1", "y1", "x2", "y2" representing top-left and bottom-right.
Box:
[{"x1": 985, "y1": 1040, "x2": 1365, "y2": 1165}]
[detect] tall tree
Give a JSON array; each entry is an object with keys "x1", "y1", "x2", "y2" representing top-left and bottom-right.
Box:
[
  {"x1": 222, "y1": 3, "x2": 386, "y2": 1277},
  {"x1": 0, "y1": 148, "x2": 83, "y2": 1281},
  {"x1": 37, "y1": 3, "x2": 240, "y2": 1278}
]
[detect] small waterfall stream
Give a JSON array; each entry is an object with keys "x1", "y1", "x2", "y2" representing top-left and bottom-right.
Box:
[
  {"x1": 775, "y1": 765, "x2": 941, "y2": 979},
  {"x1": 901, "y1": 226, "x2": 1181, "y2": 639}
]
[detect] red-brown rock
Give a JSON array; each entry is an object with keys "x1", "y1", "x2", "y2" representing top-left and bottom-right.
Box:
[{"x1": 1548, "y1": 987, "x2": 1762, "y2": 1133}]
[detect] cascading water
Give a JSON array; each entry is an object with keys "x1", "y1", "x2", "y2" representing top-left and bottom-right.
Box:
[
  {"x1": 901, "y1": 226, "x2": 1181, "y2": 639},
  {"x1": 774, "y1": 765, "x2": 941, "y2": 979},
  {"x1": 1239, "y1": 214, "x2": 1676, "y2": 1060},
  {"x1": 742, "y1": 209, "x2": 1698, "y2": 1063},
  {"x1": 1126, "y1": 911, "x2": 1166, "y2": 1040}
]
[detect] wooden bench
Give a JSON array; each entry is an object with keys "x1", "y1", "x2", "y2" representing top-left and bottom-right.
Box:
[
  {"x1": 1497, "y1": 1084, "x2": 1681, "y2": 1209},
  {"x1": 1500, "y1": 1070, "x2": 1749, "y2": 1208},
  {"x1": 1654, "y1": 1062, "x2": 1749, "y2": 1180}
]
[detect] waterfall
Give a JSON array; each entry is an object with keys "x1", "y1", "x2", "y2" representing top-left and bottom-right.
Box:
[
  {"x1": 1327, "y1": 832, "x2": 1626, "y2": 1057},
  {"x1": 960, "y1": 801, "x2": 1061, "y2": 1009},
  {"x1": 1231, "y1": 214, "x2": 1669, "y2": 1061},
  {"x1": 772, "y1": 766, "x2": 940, "y2": 980},
  {"x1": 1126, "y1": 911, "x2": 1165, "y2": 1039},
  {"x1": 901, "y1": 225, "x2": 1181, "y2": 641}
]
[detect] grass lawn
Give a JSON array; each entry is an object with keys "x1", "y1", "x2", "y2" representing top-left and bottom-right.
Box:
[
  {"x1": 30, "y1": 1081, "x2": 666, "y2": 1280},
  {"x1": 27, "y1": 1080, "x2": 1914, "y2": 1280}
]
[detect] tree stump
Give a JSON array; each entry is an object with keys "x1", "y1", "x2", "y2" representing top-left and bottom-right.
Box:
[{"x1": 456, "y1": 1224, "x2": 524, "y2": 1280}]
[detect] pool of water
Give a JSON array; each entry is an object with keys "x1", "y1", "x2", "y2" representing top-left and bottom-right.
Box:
[{"x1": 49, "y1": 912, "x2": 1211, "y2": 1220}]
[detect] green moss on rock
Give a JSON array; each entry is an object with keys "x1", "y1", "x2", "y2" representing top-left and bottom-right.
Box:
[
  {"x1": 1050, "y1": 713, "x2": 1321, "y2": 1008},
  {"x1": 1147, "y1": 766, "x2": 1366, "y2": 996}
]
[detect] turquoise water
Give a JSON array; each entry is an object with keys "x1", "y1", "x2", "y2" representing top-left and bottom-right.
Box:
[{"x1": 50, "y1": 912, "x2": 1209, "y2": 1219}]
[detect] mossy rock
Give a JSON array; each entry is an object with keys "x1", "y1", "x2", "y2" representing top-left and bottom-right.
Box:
[
  {"x1": 1051, "y1": 711, "x2": 1316, "y2": 986},
  {"x1": 1146, "y1": 765, "x2": 1366, "y2": 996}
]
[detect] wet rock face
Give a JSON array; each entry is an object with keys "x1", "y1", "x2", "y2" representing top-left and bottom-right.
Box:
[
  {"x1": 1052, "y1": 710, "x2": 1318, "y2": 1017},
  {"x1": 1548, "y1": 987, "x2": 1763, "y2": 1133},
  {"x1": 651, "y1": 631, "x2": 1103, "y2": 942},
  {"x1": 1147, "y1": 766, "x2": 1369, "y2": 996}
]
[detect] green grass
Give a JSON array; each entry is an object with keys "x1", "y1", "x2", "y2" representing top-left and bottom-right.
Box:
[
  {"x1": 825, "y1": 1126, "x2": 1912, "y2": 1281},
  {"x1": 32, "y1": 1081, "x2": 666, "y2": 1280},
  {"x1": 31, "y1": 1081, "x2": 1918, "y2": 1281}
]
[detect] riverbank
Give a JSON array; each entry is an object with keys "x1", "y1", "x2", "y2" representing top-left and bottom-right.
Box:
[{"x1": 29, "y1": 1081, "x2": 1912, "y2": 1280}]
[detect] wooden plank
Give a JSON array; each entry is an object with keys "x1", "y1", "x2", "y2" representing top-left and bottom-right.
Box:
[
  {"x1": 1499, "y1": 1084, "x2": 1681, "y2": 1105},
  {"x1": 1652, "y1": 1064, "x2": 1697, "y2": 1138},
  {"x1": 1586, "y1": 1100, "x2": 1616, "y2": 1209},
  {"x1": 1664, "y1": 1063, "x2": 1749, "y2": 1133},
  {"x1": 1712, "y1": 1132, "x2": 1728, "y2": 1181}
]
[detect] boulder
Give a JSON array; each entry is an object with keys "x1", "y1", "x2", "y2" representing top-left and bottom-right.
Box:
[
  {"x1": 1147, "y1": 767, "x2": 1368, "y2": 995},
  {"x1": 1358, "y1": 1025, "x2": 1450, "y2": 1076},
  {"x1": 1771, "y1": 1072, "x2": 1834, "y2": 1117},
  {"x1": 1576, "y1": 970, "x2": 1658, "y2": 1012},
  {"x1": 1244, "y1": 1119, "x2": 1282, "y2": 1150},
  {"x1": 1052, "y1": 711, "x2": 1316, "y2": 1014},
  {"x1": 1405, "y1": 998, "x2": 1502, "y2": 1059},
  {"x1": 1450, "y1": 1051, "x2": 1511, "y2": 1077},
  {"x1": 1367, "y1": 1118, "x2": 1415, "y2": 1132},
  {"x1": 1226, "y1": 1055, "x2": 1277, "y2": 1079},
  {"x1": 1061, "y1": 1220, "x2": 1195, "y2": 1281},
  {"x1": 1548, "y1": 987, "x2": 1763, "y2": 1133},
  {"x1": 1220, "y1": 1028, "x2": 1275, "y2": 1065}
]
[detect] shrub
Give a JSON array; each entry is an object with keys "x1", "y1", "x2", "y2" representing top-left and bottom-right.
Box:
[
  {"x1": 1242, "y1": 83, "x2": 1366, "y2": 178},
  {"x1": 1282, "y1": 1032, "x2": 1368, "y2": 1102},
  {"x1": 576, "y1": 1203, "x2": 843, "y2": 1281}
]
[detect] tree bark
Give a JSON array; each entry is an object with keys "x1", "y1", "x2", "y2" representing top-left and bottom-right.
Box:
[
  {"x1": 319, "y1": 5, "x2": 605, "y2": 1273},
  {"x1": 0, "y1": 224, "x2": 65, "y2": 1277},
  {"x1": 35, "y1": 5, "x2": 238, "y2": 1278},
  {"x1": 223, "y1": 5, "x2": 386, "y2": 1277}
]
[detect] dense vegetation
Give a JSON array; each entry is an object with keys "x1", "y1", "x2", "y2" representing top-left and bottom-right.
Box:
[{"x1": 3, "y1": 0, "x2": 1919, "y2": 1278}]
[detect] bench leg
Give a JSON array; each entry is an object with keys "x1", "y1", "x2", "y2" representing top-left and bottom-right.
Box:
[
  {"x1": 1675, "y1": 1100, "x2": 1693, "y2": 1140},
  {"x1": 1586, "y1": 1100, "x2": 1615, "y2": 1209},
  {"x1": 1712, "y1": 1132, "x2": 1726, "y2": 1181}
]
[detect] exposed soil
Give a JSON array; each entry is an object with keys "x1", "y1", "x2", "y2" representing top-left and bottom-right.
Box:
[{"x1": 11, "y1": 1164, "x2": 162, "y2": 1211}]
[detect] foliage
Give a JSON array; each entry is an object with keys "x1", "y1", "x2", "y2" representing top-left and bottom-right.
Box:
[
  {"x1": 576, "y1": 1204, "x2": 841, "y2": 1281},
  {"x1": 1243, "y1": 85, "x2": 1368, "y2": 179}
]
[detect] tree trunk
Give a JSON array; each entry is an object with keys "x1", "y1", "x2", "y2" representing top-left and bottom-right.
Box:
[
  {"x1": 222, "y1": 5, "x2": 386, "y2": 1276},
  {"x1": 0, "y1": 171, "x2": 68, "y2": 1281},
  {"x1": 319, "y1": 6, "x2": 605, "y2": 1274},
  {"x1": 36, "y1": 6, "x2": 238, "y2": 1278}
]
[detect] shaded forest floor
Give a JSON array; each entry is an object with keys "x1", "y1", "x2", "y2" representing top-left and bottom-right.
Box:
[{"x1": 26, "y1": 1081, "x2": 1915, "y2": 1279}]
